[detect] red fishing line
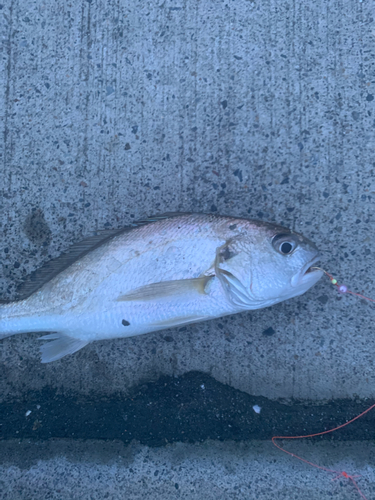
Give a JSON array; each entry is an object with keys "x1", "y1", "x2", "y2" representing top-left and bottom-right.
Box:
[
  {"x1": 272, "y1": 268, "x2": 375, "y2": 499},
  {"x1": 272, "y1": 403, "x2": 375, "y2": 499}
]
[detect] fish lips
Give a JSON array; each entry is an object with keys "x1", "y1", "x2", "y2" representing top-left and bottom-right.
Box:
[{"x1": 291, "y1": 254, "x2": 323, "y2": 288}]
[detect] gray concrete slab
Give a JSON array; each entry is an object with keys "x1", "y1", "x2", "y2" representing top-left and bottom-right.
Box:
[
  {"x1": 1, "y1": 439, "x2": 374, "y2": 500},
  {"x1": 1, "y1": 1, "x2": 375, "y2": 499},
  {"x1": 1, "y1": 0, "x2": 375, "y2": 403}
]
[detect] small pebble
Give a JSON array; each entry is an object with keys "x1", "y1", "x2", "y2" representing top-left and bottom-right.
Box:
[
  {"x1": 252, "y1": 405, "x2": 261, "y2": 414},
  {"x1": 25, "y1": 410, "x2": 32, "y2": 417}
]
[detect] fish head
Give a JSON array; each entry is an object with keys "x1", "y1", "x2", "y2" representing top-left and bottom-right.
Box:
[{"x1": 217, "y1": 220, "x2": 323, "y2": 309}]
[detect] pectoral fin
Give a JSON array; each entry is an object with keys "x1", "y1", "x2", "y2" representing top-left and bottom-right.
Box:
[{"x1": 117, "y1": 275, "x2": 214, "y2": 302}]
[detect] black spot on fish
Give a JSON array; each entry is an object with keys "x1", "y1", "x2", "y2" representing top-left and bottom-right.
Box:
[
  {"x1": 229, "y1": 224, "x2": 237, "y2": 230},
  {"x1": 122, "y1": 319, "x2": 130, "y2": 326}
]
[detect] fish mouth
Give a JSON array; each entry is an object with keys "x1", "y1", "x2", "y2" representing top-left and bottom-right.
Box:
[
  {"x1": 299, "y1": 255, "x2": 323, "y2": 284},
  {"x1": 291, "y1": 255, "x2": 323, "y2": 288},
  {"x1": 303, "y1": 258, "x2": 320, "y2": 275}
]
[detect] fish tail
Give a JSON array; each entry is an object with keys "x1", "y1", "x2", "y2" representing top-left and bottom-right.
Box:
[
  {"x1": 0, "y1": 302, "x2": 24, "y2": 339},
  {"x1": 0, "y1": 304, "x2": 89, "y2": 362},
  {"x1": 0, "y1": 299, "x2": 44, "y2": 339}
]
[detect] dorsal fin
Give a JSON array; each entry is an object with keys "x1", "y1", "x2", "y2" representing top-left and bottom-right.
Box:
[
  {"x1": 9, "y1": 213, "x2": 192, "y2": 302},
  {"x1": 129, "y1": 212, "x2": 191, "y2": 225}
]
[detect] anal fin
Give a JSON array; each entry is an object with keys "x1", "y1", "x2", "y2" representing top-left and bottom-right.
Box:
[{"x1": 39, "y1": 333, "x2": 89, "y2": 363}]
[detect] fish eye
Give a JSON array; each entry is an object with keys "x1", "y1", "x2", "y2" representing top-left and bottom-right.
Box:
[
  {"x1": 272, "y1": 234, "x2": 298, "y2": 255},
  {"x1": 280, "y1": 241, "x2": 294, "y2": 254}
]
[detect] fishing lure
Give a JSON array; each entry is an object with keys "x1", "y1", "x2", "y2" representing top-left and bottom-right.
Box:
[{"x1": 311, "y1": 267, "x2": 375, "y2": 304}]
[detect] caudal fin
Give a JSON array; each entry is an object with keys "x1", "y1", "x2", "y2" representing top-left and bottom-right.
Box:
[
  {"x1": 39, "y1": 333, "x2": 89, "y2": 363},
  {"x1": 0, "y1": 302, "x2": 24, "y2": 340}
]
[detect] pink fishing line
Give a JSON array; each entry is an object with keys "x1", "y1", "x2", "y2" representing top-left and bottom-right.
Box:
[{"x1": 272, "y1": 403, "x2": 375, "y2": 500}]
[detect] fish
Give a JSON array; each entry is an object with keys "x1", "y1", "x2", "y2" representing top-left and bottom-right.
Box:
[{"x1": 0, "y1": 213, "x2": 323, "y2": 363}]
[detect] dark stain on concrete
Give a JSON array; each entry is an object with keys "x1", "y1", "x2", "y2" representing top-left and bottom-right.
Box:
[
  {"x1": 23, "y1": 209, "x2": 52, "y2": 246},
  {"x1": 262, "y1": 327, "x2": 276, "y2": 336},
  {"x1": 0, "y1": 371, "x2": 373, "y2": 447}
]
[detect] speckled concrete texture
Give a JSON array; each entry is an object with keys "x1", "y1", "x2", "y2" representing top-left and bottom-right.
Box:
[
  {"x1": 1, "y1": 0, "x2": 375, "y2": 402},
  {"x1": 0, "y1": 439, "x2": 374, "y2": 500}
]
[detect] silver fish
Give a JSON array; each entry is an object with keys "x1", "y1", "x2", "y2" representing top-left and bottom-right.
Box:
[{"x1": 0, "y1": 213, "x2": 323, "y2": 363}]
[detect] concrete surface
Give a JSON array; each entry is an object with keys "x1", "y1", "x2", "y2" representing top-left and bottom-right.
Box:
[
  {"x1": 1, "y1": 0, "x2": 375, "y2": 498},
  {"x1": 1, "y1": 0, "x2": 375, "y2": 401},
  {"x1": 1, "y1": 439, "x2": 374, "y2": 500}
]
